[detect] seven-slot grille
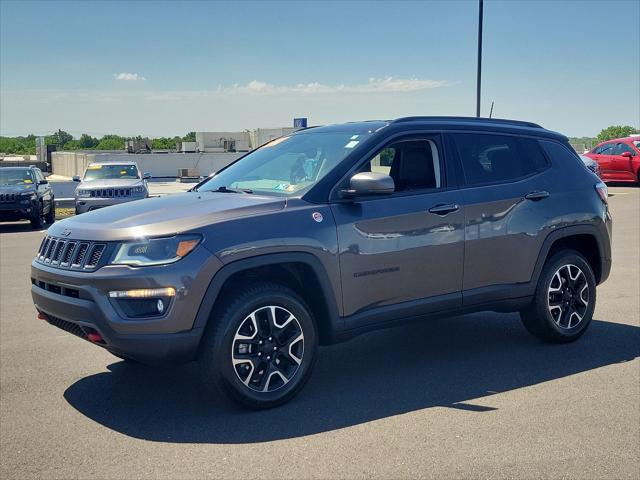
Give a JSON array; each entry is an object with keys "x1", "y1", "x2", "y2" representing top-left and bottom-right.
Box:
[
  {"x1": 0, "y1": 193, "x2": 17, "y2": 203},
  {"x1": 36, "y1": 236, "x2": 107, "y2": 270},
  {"x1": 89, "y1": 188, "x2": 131, "y2": 198}
]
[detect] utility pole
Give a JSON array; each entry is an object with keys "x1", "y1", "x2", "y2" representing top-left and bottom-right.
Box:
[{"x1": 476, "y1": 0, "x2": 484, "y2": 117}]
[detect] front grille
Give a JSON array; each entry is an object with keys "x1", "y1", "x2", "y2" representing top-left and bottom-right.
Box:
[
  {"x1": 32, "y1": 277, "x2": 80, "y2": 298},
  {"x1": 36, "y1": 236, "x2": 111, "y2": 271},
  {"x1": 0, "y1": 193, "x2": 17, "y2": 203},
  {"x1": 89, "y1": 188, "x2": 131, "y2": 198},
  {"x1": 44, "y1": 314, "x2": 88, "y2": 341}
]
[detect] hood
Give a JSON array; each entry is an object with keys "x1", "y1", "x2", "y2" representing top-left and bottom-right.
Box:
[
  {"x1": 77, "y1": 178, "x2": 145, "y2": 189},
  {"x1": 47, "y1": 191, "x2": 286, "y2": 241},
  {"x1": 0, "y1": 184, "x2": 35, "y2": 194}
]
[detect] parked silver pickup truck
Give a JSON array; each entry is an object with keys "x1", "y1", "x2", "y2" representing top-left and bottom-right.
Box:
[{"x1": 73, "y1": 161, "x2": 150, "y2": 214}]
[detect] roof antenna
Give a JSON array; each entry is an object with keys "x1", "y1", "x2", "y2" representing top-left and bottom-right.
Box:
[{"x1": 489, "y1": 101, "x2": 494, "y2": 119}]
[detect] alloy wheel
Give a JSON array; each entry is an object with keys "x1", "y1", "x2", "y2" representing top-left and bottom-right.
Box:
[
  {"x1": 547, "y1": 264, "x2": 589, "y2": 329},
  {"x1": 231, "y1": 306, "x2": 304, "y2": 392}
]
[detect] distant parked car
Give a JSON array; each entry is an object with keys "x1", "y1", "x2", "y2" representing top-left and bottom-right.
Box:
[
  {"x1": 579, "y1": 155, "x2": 601, "y2": 177},
  {"x1": 585, "y1": 136, "x2": 640, "y2": 184},
  {"x1": 73, "y1": 162, "x2": 151, "y2": 214},
  {"x1": 0, "y1": 166, "x2": 55, "y2": 229}
]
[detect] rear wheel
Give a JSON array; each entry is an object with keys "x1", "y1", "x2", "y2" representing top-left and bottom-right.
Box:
[
  {"x1": 520, "y1": 250, "x2": 596, "y2": 343},
  {"x1": 198, "y1": 282, "x2": 317, "y2": 409}
]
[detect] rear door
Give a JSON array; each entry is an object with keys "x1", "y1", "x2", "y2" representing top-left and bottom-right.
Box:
[
  {"x1": 595, "y1": 142, "x2": 617, "y2": 179},
  {"x1": 448, "y1": 132, "x2": 551, "y2": 304},
  {"x1": 331, "y1": 134, "x2": 465, "y2": 326}
]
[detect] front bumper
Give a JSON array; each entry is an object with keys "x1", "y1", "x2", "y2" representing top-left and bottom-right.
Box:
[
  {"x1": 30, "y1": 246, "x2": 222, "y2": 364},
  {"x1": 0, "y1": 202, "x2": 34, "y2": 221},
  {"x1": 75, "y1": 195, "x2": 146, "y2": 214}
]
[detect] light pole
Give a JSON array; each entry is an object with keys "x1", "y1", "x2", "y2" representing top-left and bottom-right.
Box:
[{"x1": 476, "y1": 0, "x2": 484, "y2": 118}]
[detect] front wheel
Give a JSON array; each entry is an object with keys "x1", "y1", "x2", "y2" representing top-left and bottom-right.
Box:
[
  {"x1": 45, "y1": 199, "x2": 55, "y2": 224},
  {"x1": 30, "y1": 203, "x2": 43, "y2": 229},
  {"x1": 198, "y1": 282, "x2": 317, "y2": 409},
  {"x1": 520, "y1": 250, "x2": 596, "y2": 343}
]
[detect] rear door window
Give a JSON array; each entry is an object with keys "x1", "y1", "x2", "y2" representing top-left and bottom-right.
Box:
[{"x1": 452, "y1": 133, "x2": 546, "y2": 185}]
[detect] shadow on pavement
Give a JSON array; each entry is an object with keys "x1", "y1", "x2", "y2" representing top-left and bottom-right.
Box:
[
  {"x1": 64, "y1": 314, "x2": 639, "y2": 444},
  {"x1": 0, "y1": 222, "x2": 43, "y2": 234}
]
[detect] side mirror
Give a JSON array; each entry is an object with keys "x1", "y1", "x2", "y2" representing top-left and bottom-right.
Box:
[
  {"x1": 143, "y1": 172, "x2": 152, "y2": 179},
  {"x1": 621, "y1": 151, "x2": 633, "y2": 158},
  {"x1": 72, "y1": 175, "x2": 81, "y2": 182},
  {"x1": 340, "y1": 172, "x2": 395, "y2": 198},
  {"x1": 38, "y1": 179, "x2": 48, "y2": 185}
]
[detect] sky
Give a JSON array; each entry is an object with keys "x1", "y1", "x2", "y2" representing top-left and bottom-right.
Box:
[{"x1": 1, "y1": 0, "x2": 639, "y2": 138}]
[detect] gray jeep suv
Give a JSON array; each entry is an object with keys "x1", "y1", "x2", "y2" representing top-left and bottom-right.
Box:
[
  {"x1": 31, "y1": 117, "x2": 612, "y2": 409},
  {"x1": 73, "y1": 161, "x2": 150, "y2": 214}
]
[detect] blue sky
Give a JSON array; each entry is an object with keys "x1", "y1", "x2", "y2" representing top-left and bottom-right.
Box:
[{"x1": 1, "y1": 0, "x2": 638, "y2": 137}]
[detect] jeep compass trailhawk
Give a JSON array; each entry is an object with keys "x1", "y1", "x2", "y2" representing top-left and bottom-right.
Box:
[{"x1": 31, "y1": 117, "x2": 612, "y2": 409}]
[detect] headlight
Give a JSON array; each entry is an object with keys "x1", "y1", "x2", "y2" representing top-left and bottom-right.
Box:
[
  {"x1": 112, "y1": 235, "x2": 201, "y2": 266},
  {"x1": 77, "y1": 189, "x2": 91, "y2": 198},
  {"x1": 132, "y1": 185, "x2": 147, "y2": 194},
  {"x1": 19, "y1": 192, "x2": 36, "y2": 203}
]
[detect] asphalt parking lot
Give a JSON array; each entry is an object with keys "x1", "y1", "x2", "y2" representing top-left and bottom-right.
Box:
[{"x1": 1, "y1": 187, "x2": 638, "y2": 479}]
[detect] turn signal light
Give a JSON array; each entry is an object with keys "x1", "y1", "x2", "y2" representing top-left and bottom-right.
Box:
[
  {"x1": 595, "y1": 182, "x2": 608, "y2": 205},
  {"x1": 108, "y1": 287, "x2": 176, "y2": 298}
]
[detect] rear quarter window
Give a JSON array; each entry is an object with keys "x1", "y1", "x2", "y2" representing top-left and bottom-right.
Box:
[
  {"x1": 452, "y1": 133, "x2": 548, "y2": 186},
  {"x1": 539, "y1": 140, "x2": 583, "y2": 168}
]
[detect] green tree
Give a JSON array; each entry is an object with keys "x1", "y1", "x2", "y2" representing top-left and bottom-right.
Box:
[
  {"x1": 183, "y1": 131, "x2": 196, "y2": 142},
  {"x1": 95, "y1": 134, "x2": 124, "y2": 150},
  {"x1": 78, "y1": 133, "x2": 99, "y2": 149},
  {"x1": 596, "y1": 125, "x2": 639, "y2": 143}
]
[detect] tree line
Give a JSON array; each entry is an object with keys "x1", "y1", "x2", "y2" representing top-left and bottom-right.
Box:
[
  {"x1": 0, "y1": 130, "x2": 197, "y2": 155},
  {"x1": 1, "y1": 125, "x2": 638, "y2": 157}
]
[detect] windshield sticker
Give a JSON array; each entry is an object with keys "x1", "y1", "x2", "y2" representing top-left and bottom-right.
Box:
[
  {"x1": 23, "y1": 179, "x2": 32, "y2": 183},
  {"x1": 87, "y1": 165, "x2": 102, "y2": 170},
  {"x1": 120, "y1": 170, "x2": 128, "y2": 175},
  {"x1": 344, "y1": 140, "x2": 359, "y2": 149}
]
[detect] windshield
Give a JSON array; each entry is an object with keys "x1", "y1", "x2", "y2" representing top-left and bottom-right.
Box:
[
  {"x1": 197, "y1": 131, "x2": 371, "y2": 196},
  {"x1": 84, "y1": 164, "x2": 139, "y2": 181},
  {"x1": 0, "y1": 169, "x2": 34, "y2": 186}
]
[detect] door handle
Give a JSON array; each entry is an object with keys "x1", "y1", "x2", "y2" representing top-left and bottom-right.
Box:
[
  {"x1": 428, "y1": 203, "x2": 459, "y2": 215},
  {"x1": 525, "y1": 190, "x2": 550, "y2": 201}
]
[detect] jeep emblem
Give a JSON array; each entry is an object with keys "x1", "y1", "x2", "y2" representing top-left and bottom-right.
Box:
[
  {"x1": 312, "y1": 212, "x2": 323, "y2": 223},
  {"x1": 61, "y1": 229, "x2": 72, "y2": 237}
]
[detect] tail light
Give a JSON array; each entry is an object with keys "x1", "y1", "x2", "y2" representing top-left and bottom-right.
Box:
[{"x1": 595, "y1": 182, "x2": 608, "y2": 204}]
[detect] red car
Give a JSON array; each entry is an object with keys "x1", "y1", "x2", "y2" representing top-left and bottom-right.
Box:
[{"x1": 585, "y1": 136, "x2": 640, "y2": 184}]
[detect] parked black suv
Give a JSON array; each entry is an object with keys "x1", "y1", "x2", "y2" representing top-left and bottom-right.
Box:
[
  {"x1": 31, "y1": 117, "x2": 612, "y2": 408},
  {"x1": 1, "y1": 166, "x2": 55, "y2": 229}
]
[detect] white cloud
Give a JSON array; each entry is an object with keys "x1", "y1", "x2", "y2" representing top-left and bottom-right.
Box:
[
  {"x1": 220, "y1": 77, "x2": 451, "y2": 95},
  {"x1": 113, "y1": 72, "x2": 146, "y2": 81}
]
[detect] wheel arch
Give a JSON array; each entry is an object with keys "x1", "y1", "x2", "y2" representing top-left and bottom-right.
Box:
[
  {"x1": 533, "y1": 225, "x2": 610, "y2": 287},
  {"x1": 192, "y1": 253, "x2": 342, "y2": 345}
]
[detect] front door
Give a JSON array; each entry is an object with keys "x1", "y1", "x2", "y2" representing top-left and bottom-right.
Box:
[{"x1": 331, "y1": 136, "x2": 464, "y2": 327}]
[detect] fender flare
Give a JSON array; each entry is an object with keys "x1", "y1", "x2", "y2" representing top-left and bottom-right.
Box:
[
  {"x1": 192, "y1": 252, "x2": 342, "y2": 342},
  {"x1": 530, "y1": 224, "x2": 610, "y2": 287}
]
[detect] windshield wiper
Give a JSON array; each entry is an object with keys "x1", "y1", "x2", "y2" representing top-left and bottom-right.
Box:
[{"x1": 213, "y1": 186, "x2": 253, "y2": 194}]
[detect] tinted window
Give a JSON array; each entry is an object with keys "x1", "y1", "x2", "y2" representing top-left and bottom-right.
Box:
[
  {"x1": 613, "y1": 143, "x2": 635, "y2": 155},
  {"x1": 452, "y1": 133, "x2": 542, "y2": 185},
  {"x1": 598, "y1": 143, "x2": 616, "y2": 155},
  {"x1": 540, "y1": 140, "x2": 583, "y2": 168},
  {"x1": 360, "y1": 139, "x2": 442, "y2": 191}
]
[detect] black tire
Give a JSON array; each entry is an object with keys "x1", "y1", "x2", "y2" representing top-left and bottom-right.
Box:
[
  {"x1": 198, "y1": 282, "x2": 318, "y2": 409},
  {"x1": 45, "y1": 199, "x2": 55, "y2": 224},
  {"x1": 520, "y1": 249, "x2": 596, "y2": 343},
  {"x1": 30, "y1": 203, "x2": 43, "y2": 229}
]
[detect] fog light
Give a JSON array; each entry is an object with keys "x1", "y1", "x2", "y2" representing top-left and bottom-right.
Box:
[
  {"x1": 108, "y1": 287, "x2": 176, "y2": 298},
  {"x1": 157, "y1": 299, "x2": 165, "y2": 313}
]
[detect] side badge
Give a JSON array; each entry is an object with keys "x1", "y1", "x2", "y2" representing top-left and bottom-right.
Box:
[{"x1": 312, "y1": 212, "x2": 323, "y2": 223}]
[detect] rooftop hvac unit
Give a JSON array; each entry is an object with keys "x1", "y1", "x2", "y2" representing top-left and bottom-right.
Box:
[{"x1": 178, "y1": 168, "x2": 200, "y2": 178}]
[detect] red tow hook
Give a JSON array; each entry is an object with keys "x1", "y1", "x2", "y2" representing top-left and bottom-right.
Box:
[
  {"x1": 87, "y1": 332, "x2": 104, "y2": 343},
  {"x1": 37, "y1": 312, "x2": 48, "y2": 321}
]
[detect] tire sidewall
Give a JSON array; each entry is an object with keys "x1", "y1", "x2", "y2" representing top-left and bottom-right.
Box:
[
  {"x1": 210, "y1": 287, "x2": 318, "y2": 407},
  {"x1": 537, "y1": 251, "x2": 596, "y2": 339}
]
